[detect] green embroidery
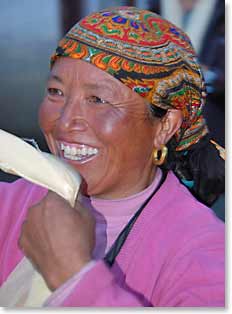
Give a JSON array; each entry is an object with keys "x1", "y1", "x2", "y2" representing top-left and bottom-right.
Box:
[
  {"x1": 101, "y1": 25, "x2": 121, "y2": 34},
  {"x1": 130, "y1": 32, "x2": 139, "y2": 39},
  {"x1": 88, "y1": 47, "x2": 100, "y2": 57},
  {"x1": 152, "y1": 22, "x2": 162, "y2": 36},
  {"x1": 102, "y1": 55, "x2": 112, "y2": 64}
]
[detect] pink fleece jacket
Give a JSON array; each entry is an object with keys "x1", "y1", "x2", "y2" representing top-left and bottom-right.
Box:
[{"x1": 0, "y1": 172, "x2": 225, "y2": 307}]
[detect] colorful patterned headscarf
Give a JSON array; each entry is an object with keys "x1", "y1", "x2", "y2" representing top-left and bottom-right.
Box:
[{"x1": 51, "y1": 6, "x2": 209, "y2": 151}]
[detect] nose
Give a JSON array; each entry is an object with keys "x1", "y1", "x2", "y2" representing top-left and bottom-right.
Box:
[
  {"x1": 58, "y1": 98, "x2": 89, "y2": 132},
  {"x1": 65, "y1": 117, "x2": 89, "y2": 131}
]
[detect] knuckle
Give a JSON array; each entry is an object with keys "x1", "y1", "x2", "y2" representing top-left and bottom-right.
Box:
[{"x1": 44, "y1": 191, "x2": 65, "y2": 210}]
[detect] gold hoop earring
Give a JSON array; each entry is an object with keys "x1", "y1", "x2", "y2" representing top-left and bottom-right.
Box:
[{"x1": 153, "y1": 145, "x2": 168, "y2": 166}]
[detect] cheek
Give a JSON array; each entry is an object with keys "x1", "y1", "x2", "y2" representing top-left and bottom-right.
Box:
[
  {"x1": 38, "y1": 100, "x2": 61, "y2": 133},
  {"x1": 90, "y1": 109, "x2": 123, "y2": 142}
]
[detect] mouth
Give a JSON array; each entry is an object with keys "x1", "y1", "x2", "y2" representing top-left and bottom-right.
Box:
[{"x1": 58, "y1": 141, "x2": 99, "y2": 162}]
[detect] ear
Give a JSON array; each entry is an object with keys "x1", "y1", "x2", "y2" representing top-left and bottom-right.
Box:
[{"x1": 153, "y1": 109, "x2": 183, "y2": 149}]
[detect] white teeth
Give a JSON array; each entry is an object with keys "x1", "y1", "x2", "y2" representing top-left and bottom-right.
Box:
[
  {"x1": 81, "y1": 147, "x2": 87, "y2": 155},
  {"x1": 88, "y1": 148, "x2": 93, "y2": 155},
  {"x1": 70, "y1": 147, "x2": 77, "y2": 156},
  {"x1": 65, "y1": 146, "x2": 71, "y2": 154},
  {"x1": 60, "y1": 143, "x2": 98, "y2": 160}
]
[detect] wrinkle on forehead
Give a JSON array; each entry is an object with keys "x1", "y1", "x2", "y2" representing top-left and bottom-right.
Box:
[{"x1": 82, "y1": 81, "x2": 116, "y2": 94}]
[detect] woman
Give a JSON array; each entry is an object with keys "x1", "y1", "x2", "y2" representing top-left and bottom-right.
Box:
[{"x1": 0, "y1": 7, "x2": 224, "y2": 307}]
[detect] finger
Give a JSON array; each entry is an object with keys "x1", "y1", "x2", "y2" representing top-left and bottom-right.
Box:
[
  {"x1": 45, "y1": 190, "x2": 61, "y2": 200},
  {"x1": 44, "y1": 191, "x2": 69, "y2": 205}
]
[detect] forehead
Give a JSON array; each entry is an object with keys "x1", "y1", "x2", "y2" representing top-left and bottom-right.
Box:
[{"x1": 50, "y1": 57, "x2": 120, "y2": 86}]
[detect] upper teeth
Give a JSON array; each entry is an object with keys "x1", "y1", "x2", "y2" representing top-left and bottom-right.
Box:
[{"x1": 61, "y1": 143, "x2": 98, "y2": 157}]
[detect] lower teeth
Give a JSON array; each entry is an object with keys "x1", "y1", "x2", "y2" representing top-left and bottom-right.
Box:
[{"x1": 64, "y1": 154, "x2": 93, "y2": 160}]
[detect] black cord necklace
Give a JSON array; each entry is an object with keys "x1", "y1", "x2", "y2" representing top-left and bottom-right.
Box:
[{"x1": 104, "y1": 170, "x2": 167, "y2": 267}]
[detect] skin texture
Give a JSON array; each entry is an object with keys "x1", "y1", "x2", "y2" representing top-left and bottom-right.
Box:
[{"x1": 19, "y1": 57, "x2": 183, "y2": 290}]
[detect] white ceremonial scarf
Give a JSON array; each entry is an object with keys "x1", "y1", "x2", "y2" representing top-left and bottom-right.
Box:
[{"x1": 0, "y1": 257, "x2": 51, "y2": 307}]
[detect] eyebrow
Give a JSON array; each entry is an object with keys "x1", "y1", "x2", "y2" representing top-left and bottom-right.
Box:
[{"x1": 47, "y1": 74, "x2": 63, "y2": 83}]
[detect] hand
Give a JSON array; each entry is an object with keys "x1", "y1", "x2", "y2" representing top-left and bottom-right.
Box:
[{"x1": 18, "y1": 191, "x2": 95, "y2": 291}]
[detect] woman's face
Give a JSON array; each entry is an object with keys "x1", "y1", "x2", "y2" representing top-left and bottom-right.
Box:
[{"x1": 39, "y1": 57, "x2": 160, "y2": 199}]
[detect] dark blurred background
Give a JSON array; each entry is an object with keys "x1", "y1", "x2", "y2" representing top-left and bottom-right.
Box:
[{"x1": 0, "y1": 0, "x2": 225, "y2": 183}]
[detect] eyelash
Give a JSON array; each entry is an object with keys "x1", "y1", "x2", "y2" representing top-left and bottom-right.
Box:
[
  {"x1": 47, "y1": 88, "x2": 63, "y2": 96},
  {"x1": 46, "y1": 88, "x2": 110, "y2": 106},
  {"x1": 87, "y1": 96, "x2": 109, "y2": 105}
]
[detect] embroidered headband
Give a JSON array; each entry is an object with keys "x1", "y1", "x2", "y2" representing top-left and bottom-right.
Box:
[{"x1": 51, "y1": 6, "x2": 209, "y2": 151}]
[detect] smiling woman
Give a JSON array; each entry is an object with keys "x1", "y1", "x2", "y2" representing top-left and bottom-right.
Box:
[
  {"x1": 39, "y1": 57, "x2": 164, "y2": 199},
  {"x1": 0, "y1": 6, "x2": 225, "y2": 307}
]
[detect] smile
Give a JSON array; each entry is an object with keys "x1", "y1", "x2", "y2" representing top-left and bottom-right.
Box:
[{"x1": 60, "y1": 142, "x2": 99, "y2": 161}]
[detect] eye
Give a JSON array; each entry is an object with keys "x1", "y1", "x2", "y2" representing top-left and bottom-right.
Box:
[
  {"x1": 87, "y1": 96, "x2": 109, "y2": 105},
  {"x1": 47, "y1": 88, "x2": 63, "y2": 97}
]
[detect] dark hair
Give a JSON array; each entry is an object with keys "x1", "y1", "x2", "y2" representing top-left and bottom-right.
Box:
[{"x1": 149, "y1": 105, "x2": 225, "y2": 206}]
